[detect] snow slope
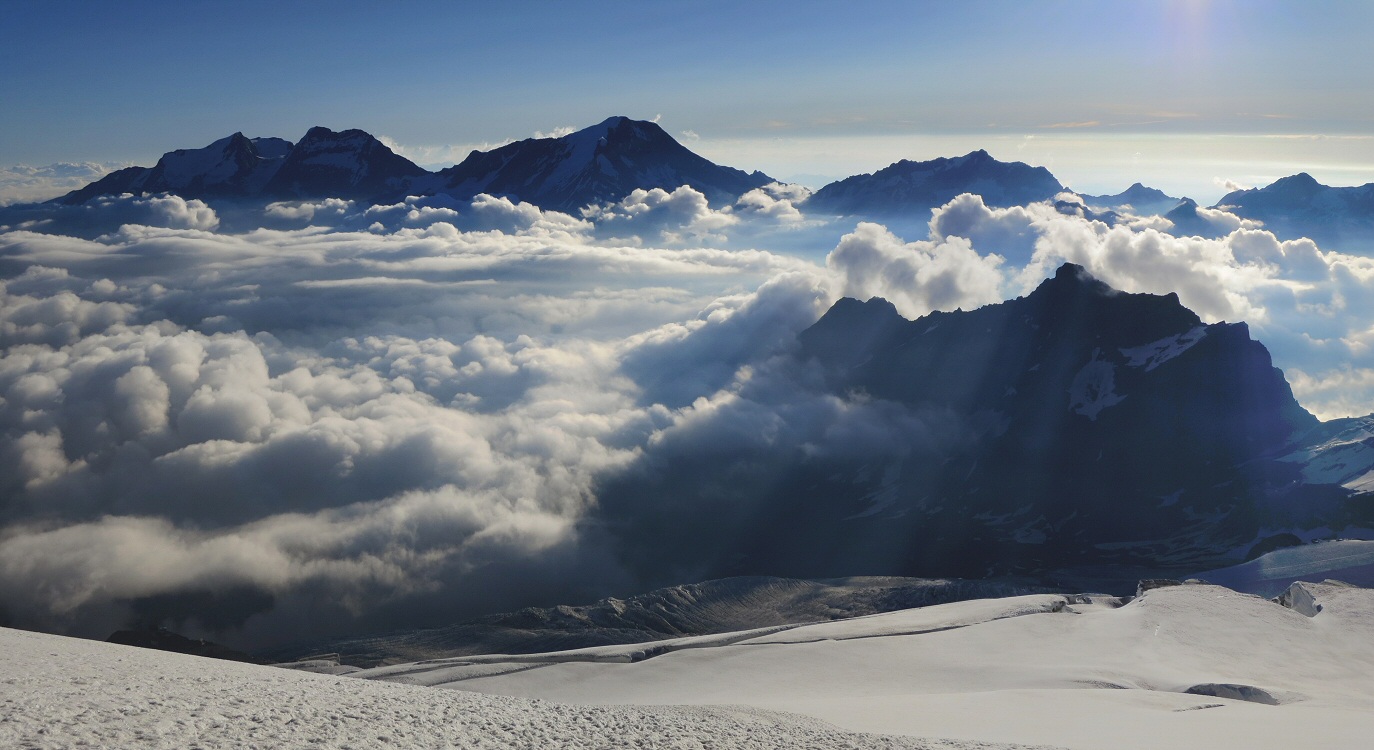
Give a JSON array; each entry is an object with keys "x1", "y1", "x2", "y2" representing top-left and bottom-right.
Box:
[
  {"x1": 378, "y1": 583, "x2": 1374, "y2": 750},
  {"x1": 1194, "y1": 539, "x2": 1374, "y2": 595},
  {"x1": 0, "y1": 625, "x2": 1044, "y2": 750}
]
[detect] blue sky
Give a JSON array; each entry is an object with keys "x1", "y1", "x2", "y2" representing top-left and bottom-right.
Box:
[{"x1": 4, "y1": 0, "x2": 1374, "y2": 199}]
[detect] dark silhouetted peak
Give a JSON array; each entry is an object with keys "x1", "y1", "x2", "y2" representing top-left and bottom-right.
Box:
[
  {"x1": 251, "y1": 136, "x2": 293, "y2": 159},
  {"x1": 429, "y1": 116, "x2": 773, "y2": 211},
  {"x1": 1273, "y1": 172, "x2": 1321, "y2": 191},
  {"x1": 1165, "y1": 197, "x2": 1200, "y2": 219},
  {"x1": 262, "y1": 126, "x2": 426, "y2": 200},
  {"x1": 809, "y1": 149, "x2": 1064, "y2": 215},
  {"x1": 588, "y1": 265, "x2": 1340, "y2": 588},
  {"x1": 1052, "y1": 261, "x2": 1099, "y2": 285},
  {"x1": 797, "y1": 296, "x2": 905, "y2": 371},
  {"x1": 1213, "y1": 171, "x2": 1374, "y2": 245},
  {"x1": 1023, "y1": 262, "x2": 1117, "y2": 303},
  {"x1": 1162, "y1": 197, "x2": 1235, "y2": 239},
  {"x1": 54, "y1": 130, "x2": 295, "y2": 203}
]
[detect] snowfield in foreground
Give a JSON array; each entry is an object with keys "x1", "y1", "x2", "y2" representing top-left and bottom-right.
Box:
[
  {"x1": 357, "y1": 582, "x2": 1374, "y2": 750},
  {"x1": 1, "y1": 626, "x2": 1042, "y2": 750},
  {"x1": 5, "y1": 582, "x2": 1374, "y2": 750}
]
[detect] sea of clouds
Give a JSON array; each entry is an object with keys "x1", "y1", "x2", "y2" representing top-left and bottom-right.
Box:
[{"x1": 2, "y1": 180, "x2": 1373, "y2": 648}]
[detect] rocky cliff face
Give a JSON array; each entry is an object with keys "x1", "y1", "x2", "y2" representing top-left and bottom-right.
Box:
[{"x1": 601, "y1": 264, "x2": 1365, "y2": 587}]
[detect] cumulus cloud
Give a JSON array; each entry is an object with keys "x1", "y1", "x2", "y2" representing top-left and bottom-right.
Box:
[
  {"x1": 1215, "y1": 177, "x2": 1250, "y2": 193},
  {"x1": 0, "y1": 192, "x2": 219, "y2": 238},
  {"x1": 264, "y1": 197, "x2": 353, "y2": 222},
  {"x1": 827, "y1": 221, "x2": 1006, "y2": 319},
  {"x1": 534, "y1": 126, "x2": 576, "y2": 139},
  {"x1": 0, "y1": 194, "x2": 831, "y2": 646},
  {"x1": 733, "y1": 182, "x2": 812, "y2": 223},
  {"x1": 585, "y1": 186, "x2": 740, "y2": 245}
]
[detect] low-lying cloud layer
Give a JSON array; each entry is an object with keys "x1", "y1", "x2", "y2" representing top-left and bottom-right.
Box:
[
  {"x1": 3, "y1": 185, "x2": 1374, "y2": 648},
  {"x1": 0, "y1": 163, "x2": 127, "y2": 206}
]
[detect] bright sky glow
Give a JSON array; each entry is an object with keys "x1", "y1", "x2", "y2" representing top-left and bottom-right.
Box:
[{"x1": 3, "y1": 0, "x2": 1373, "y2": 201}]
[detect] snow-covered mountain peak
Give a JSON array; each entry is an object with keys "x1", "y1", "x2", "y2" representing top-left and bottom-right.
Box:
[
  {"x1": 429, "y1": 116, "x2": 772, "y2": 211},
  {"x1": 1270, "y1": 172, "x2": 1321, "y2": 192}
]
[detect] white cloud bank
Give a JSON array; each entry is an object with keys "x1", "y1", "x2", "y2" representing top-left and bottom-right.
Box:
[
  {"x1": 3, "y1": 188, "x2": 1374, "y2": 648},
  {"x1": 0, "y1": 162, "x2": 126, "y2": 206}
]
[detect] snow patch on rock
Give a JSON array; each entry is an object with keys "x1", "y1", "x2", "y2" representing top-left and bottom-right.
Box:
[
  {"x1": 1068, "y1": 349, "x2": 1125, "y2": 420},
  {"x1": 1119, "y1": 326, "x2": 1207, "y2": 371}
]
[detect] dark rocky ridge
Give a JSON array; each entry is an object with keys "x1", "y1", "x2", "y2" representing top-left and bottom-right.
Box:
[
  {"x1": 600, "y1": 264, "x2": 1366, "y2": 589},
  {"x1": 1215, "y1": 173, "x2": 1374, "y2": 248},
  {"x1": 52, "y1": 118, "x2": 774, "y2": 212},
  {"x1": 807, "y1": 149, "x2": 1064, "y2": 216},
  {"x1": 57, "y1": 133, "x2": 295, "y2": 204}
]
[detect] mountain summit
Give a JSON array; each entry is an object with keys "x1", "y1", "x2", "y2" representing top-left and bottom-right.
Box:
[
  {"x1": 53, "y1": 117, "x2": 774, "y2": 211},
  {"x1": 1215, "y1": 173, "x2": 1374, "y2": 247},
  {"x1": 421, "y1": 116, "x2": 774, "y2": 211},
  {"x1": 54, "y1": 127, "x2": 425, "y2": 204},
  {"x1": 260, "y1": 126, "x2": 427, "y2": 200},
  {"x1": 56, "y1": 133, "x2": 293, "y2": 204},
  {"x1": 1081, "y1": 182, "x2": 1182, "y2": 216},
  {"x1": 807, "y1": 149, "x2": 1064, "y2": 215},
  {"x1": 601, "y1": 263, "x2": 1364, "y2": 587}
]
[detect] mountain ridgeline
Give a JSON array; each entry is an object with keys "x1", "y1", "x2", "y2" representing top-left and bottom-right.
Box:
[
  {"x1": 1217, "y1": 173, "x2": 1374, "y2": 248},
  {"x1": 54, "y1": 117, "x2": 775, "y2": 211},
  {"x1": 597, "y1": 264, "x2": 1371, "y2": 589},
  {"x1": 426, "y1": 116, "x2": 773, "y2": 211},
  {"x1": 48, "y1": 116, "x2": 1374, "y2": 248},
  {"x1": 58, "y1": 128, "x2": 428, "y2": 204},
  {"x1": 806, "y1": 149, "x2": 1066, "y2": 215}
]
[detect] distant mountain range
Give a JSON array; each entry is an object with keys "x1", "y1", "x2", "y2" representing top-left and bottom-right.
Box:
[
  {"x1": 54, "y1": 117, "x2": 773, "y2": 211},
  {"x1": 57, "y1": 128, "x2": 427, "y2": 204},
  {"x1": 598, "y1": 263, "x2": 1374, "y2": 587},
  {"x1": 1217, "y1": 173, "x2": 1374, "y2": 247},
  {"x1": 48, "y1": 117, "x2": 1374, "y2": 248}
]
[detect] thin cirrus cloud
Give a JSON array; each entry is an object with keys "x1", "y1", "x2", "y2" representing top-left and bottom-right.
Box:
[{"x1": 3, "y1": 185, "x2": 1374, "y2": 648}]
